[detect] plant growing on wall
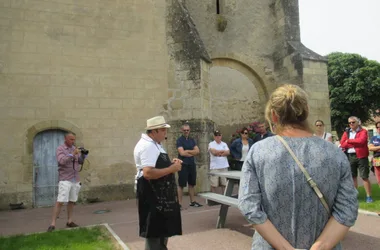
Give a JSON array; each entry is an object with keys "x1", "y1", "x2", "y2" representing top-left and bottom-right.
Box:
[{"x1": 216, "y1": 14, "x2": 227, "y2": 32}]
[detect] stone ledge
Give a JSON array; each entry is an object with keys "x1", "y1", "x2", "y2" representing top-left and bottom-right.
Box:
[{"x1": 0, "y1": 184, "x2": 135, "y2": 211}]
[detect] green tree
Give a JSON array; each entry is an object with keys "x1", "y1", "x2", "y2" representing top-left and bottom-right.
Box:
[{"x1": 327, "y1": 52, "x2": 380, "y2": 135}]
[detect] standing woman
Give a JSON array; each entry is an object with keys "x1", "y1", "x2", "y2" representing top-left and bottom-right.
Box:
[
  {"x1": 230, "y1": 127, "x2": 254, "y2": 170},
  {"x1": 238, "y1": 84, "x2": 358, "y2": 250},
  {"x1": 314, "y1": 120, "x2": 332, "y2": 142},
  {"x1": 368, "y1": 121, "x2": 380, "y2": 186}
]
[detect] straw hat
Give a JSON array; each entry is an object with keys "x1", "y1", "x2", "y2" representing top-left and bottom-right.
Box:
[{"x1": 145, "y1": 116, "x2": 171, "y2": 130}]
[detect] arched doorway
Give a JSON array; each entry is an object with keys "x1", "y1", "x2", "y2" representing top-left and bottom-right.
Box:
[
  {"x1": 33, "y1": 129, "x2": 66, "y2": 207},
  {"x1": 209, "y1": 58, "x2": 269, "y2": 139}
]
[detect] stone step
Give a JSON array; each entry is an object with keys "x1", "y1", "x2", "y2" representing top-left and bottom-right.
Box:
[{"x1": 126, "y1": 228, "x2": 252, "y2": 250}]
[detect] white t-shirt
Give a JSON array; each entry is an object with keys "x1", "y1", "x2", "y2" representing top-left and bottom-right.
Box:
[
  {"x1": 347, "y1": 130, "x2": 357, "y2": 153},
  {"x1": 313, "y1": 132, "x2": 332, "y2": 142},
  {"x1": 240, "y1": 144, "x2": 249, "y2": 162},
  {"x1": 134, "y1": 133, "x2": 166, "y2": 179},
  {"x1": 208, "y1": 140, "x2": 229, "y2": 170}
]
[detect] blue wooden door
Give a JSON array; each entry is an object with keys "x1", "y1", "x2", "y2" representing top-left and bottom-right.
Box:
[{"x1": 33, "y1": 129, "x2": 65, "y2": 207}]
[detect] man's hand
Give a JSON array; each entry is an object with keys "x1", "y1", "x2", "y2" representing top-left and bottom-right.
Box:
[
  {"x1": 172, "y1": 158, "x2": 183, "y2": 164},
  {"x1": 170, "y1": 160, "x2": 182, "y2": 172},
  {"x1": 73, "y1": 148, "x2": 80, "y2": 155}
]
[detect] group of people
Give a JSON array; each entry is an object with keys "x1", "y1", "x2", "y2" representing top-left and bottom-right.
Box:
[
  {"x1": 47, "y1": 83, "x2": 371, "y2": 249},
  {"x1": 132, "y1": 84, "x2": 364, "y2": 250}
]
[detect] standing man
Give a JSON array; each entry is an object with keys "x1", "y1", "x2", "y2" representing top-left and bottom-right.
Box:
[
  {"x1": 252, "y1": 121, "x2": 274, "y2": 144},
  {"x1": 47, "y1": 132, "x2": 85, "y2": 232},
  {"x1": 208, "y1": 130, "x2": 230, "y2": 194},
  {"x1": 176, "y1": 124, "x2": 202, "y2": 208},
  {"x1": 340, "y1": 116, "x2": 373, "y2": 203},
  {"x1": 134, "y1": 116, "x2": 183, "y2": 250}
]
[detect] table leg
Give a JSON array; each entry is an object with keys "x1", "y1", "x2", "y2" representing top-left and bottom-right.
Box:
[{"x1": 216, "y1": 179, "x2": 235, "y2": 228}]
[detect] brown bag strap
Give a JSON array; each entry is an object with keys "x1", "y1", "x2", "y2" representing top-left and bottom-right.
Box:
[{"x1": 276, "y1": 135, "x2": 331, "y2": 214}]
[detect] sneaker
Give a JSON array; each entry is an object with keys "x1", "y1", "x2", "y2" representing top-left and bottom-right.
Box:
[
  {"x1": 189, "y1": 201, "x2": 203, "y2": 207},
  {"x1": 66, "y1": 222, "x2": 79, "y2": 228},
  {"x1": 366, "y1": 196, "x2": 373, "y2": 203},
  {"x1": 47, "y1": 225, "x2": 55, "y2": 232}
]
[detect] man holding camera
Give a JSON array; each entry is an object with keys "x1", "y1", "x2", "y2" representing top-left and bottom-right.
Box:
[{"x1": 47, "y1": 132, "x2": 86, "y2": 232}]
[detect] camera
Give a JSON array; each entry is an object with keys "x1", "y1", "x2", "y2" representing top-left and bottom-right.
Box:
[{"x1": 78, "y1": 147, "x2": 89, "y2": 155}]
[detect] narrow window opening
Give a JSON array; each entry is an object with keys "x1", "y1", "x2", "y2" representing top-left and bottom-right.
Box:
[{"x1": 216, "y1": 0, "x2": 220, "y2": 14}]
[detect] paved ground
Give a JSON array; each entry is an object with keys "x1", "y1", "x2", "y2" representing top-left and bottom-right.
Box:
[{"x1": 1, "y1": 194, "x2": 380, "y2": 249}]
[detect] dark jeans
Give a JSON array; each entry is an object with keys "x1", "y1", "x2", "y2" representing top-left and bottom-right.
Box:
[{"x1": 145, "y1": 237, "x2": 168, "y2": 250}]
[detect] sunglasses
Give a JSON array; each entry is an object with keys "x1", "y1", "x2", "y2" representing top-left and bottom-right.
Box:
[
  {"x1": 242, "y1": 132, "x2": 248, "y2": 134},
  {"x1": 377, "y1": 127, "x2": 380, "y2": 129},
  {"x1": 315, "y1": 125, "x2": 323, "y2": 127},
  {"x1": 348, "y1": 122, "x2": 356, "y2": 124}
]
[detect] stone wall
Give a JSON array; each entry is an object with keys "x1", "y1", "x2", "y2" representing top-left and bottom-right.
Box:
[
  {"x1": 0, "y1": 0, "x2": 169, "y2": 209},
  {"x1": 165, "y1": 0, "x2": 214, "y2": 193},
  {"x1": 209, "y1": 66, "x2": 262, "y2": 137}
]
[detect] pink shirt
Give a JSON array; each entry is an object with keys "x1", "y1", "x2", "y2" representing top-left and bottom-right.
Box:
[{"x1": 56, "y1": 144, "x2": 84, "y2": 182}]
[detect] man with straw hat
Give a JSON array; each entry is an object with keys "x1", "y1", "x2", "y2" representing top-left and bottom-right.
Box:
[{"x1": 134, "y1": 116, "x2": 183, "y2": 250}]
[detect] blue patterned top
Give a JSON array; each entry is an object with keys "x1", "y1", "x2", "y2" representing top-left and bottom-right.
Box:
[{"x1": 238, "y1": 136, "x2": 358, "y2": 250}]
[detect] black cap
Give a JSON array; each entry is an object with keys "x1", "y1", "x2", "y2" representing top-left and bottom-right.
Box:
[{"x1": 214, "y1": 130, "x2": 221, "y2": 136}]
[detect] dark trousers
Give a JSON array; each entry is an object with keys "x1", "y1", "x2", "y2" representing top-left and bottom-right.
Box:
[{"x1": 145, "y1": 237, "x2": 168, "y2": 250}]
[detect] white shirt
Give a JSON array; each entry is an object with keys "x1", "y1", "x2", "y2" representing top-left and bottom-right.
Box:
[
  {"x1": 240, "y1": 144, "x2": 249, "y2": 162},
  {"x1": 347, "y1": 130, "x2": 357, "y2": 153},
  {"x1": 314, "y1": 132, "x2": 332, "y2": 142},
  {"x1": 208, "y1": 140, "x2": 229, "y2": 170},
  {"x1": 134, "y1": 133, "x2": 166, "y2": 179}
]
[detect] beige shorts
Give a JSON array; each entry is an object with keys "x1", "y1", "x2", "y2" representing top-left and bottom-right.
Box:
[
  {"x1": 209, "y1": 168, "x2": 228, "y2": 187},
  {"x1": 57, "y1": 181, "x2": 81, "y2": 203}
]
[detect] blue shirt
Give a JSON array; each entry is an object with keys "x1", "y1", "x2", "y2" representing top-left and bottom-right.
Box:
[
  {"x1": 370, "y1": 135, "x2": 380, "y2": 157},
  {"x1": 176, "y1": 135, "x2": 197, "y2": 165}
]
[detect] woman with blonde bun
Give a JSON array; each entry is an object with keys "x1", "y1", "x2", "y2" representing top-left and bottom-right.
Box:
[{"x1": 238, "y1": 84, "x2": 358, "y2": 250}]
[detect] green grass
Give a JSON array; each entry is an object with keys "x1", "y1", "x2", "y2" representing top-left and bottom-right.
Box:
[
  {"x1": 0, "y1": 226, "x2": 117, "y2": 250},
  {"x1": 358, "y1": 184, "x2": 380, "y2": 213}
]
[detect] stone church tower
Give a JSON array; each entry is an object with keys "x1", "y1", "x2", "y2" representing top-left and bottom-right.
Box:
[{"x1": 0, "y1": 0, "x2": 330, "y2": 209}]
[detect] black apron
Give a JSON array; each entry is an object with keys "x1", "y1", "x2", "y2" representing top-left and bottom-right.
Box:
[{"x1": 137, "y1": 151, "x2": 182, "y2": 238}]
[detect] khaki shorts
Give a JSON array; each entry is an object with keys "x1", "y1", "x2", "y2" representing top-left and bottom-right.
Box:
[
  {"x1": 57, "y1": 181, "x2": 81, "y2": 203},
  {"x1": 209, "y1": 168, "x2": 228, "y2": 187}
]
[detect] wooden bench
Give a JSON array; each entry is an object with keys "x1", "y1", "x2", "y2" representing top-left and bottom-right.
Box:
[{"x1": 198, "y1": 192, "x2": 238, "y2": 228}]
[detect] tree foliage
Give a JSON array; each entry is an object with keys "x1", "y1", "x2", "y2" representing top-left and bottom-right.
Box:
[{"x1": 327, "y1": 52, "x2": 380, "y2": 135}]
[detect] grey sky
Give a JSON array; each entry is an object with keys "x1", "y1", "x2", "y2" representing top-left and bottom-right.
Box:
[{"x1": 299, "y1": 0, "x2": 380, "y2": 62}]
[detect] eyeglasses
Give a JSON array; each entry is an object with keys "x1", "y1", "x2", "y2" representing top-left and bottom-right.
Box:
[
  {"x1": 183, "y1": 130, "x2": 189, "y2": 132},
  {"x1": 242, "y1": 132, "x2": 248, "y2": 134},
  {"x1": 348, "y1": 122, "x2": 356, "y2": 124},
  {"x1": 215, "y1": 134, "x2": 222, "y2": 136},
  {"x1": 315, "y1": 125, "x2": 323, "y2": 127}
]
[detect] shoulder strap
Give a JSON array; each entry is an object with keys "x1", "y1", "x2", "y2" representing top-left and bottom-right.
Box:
[
  {"x1": 276, "y1": 135, "x2": 330, "y2": 214},
  {"x1": 323, "y1": 132, "x2": 326, "y2": 139}
]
